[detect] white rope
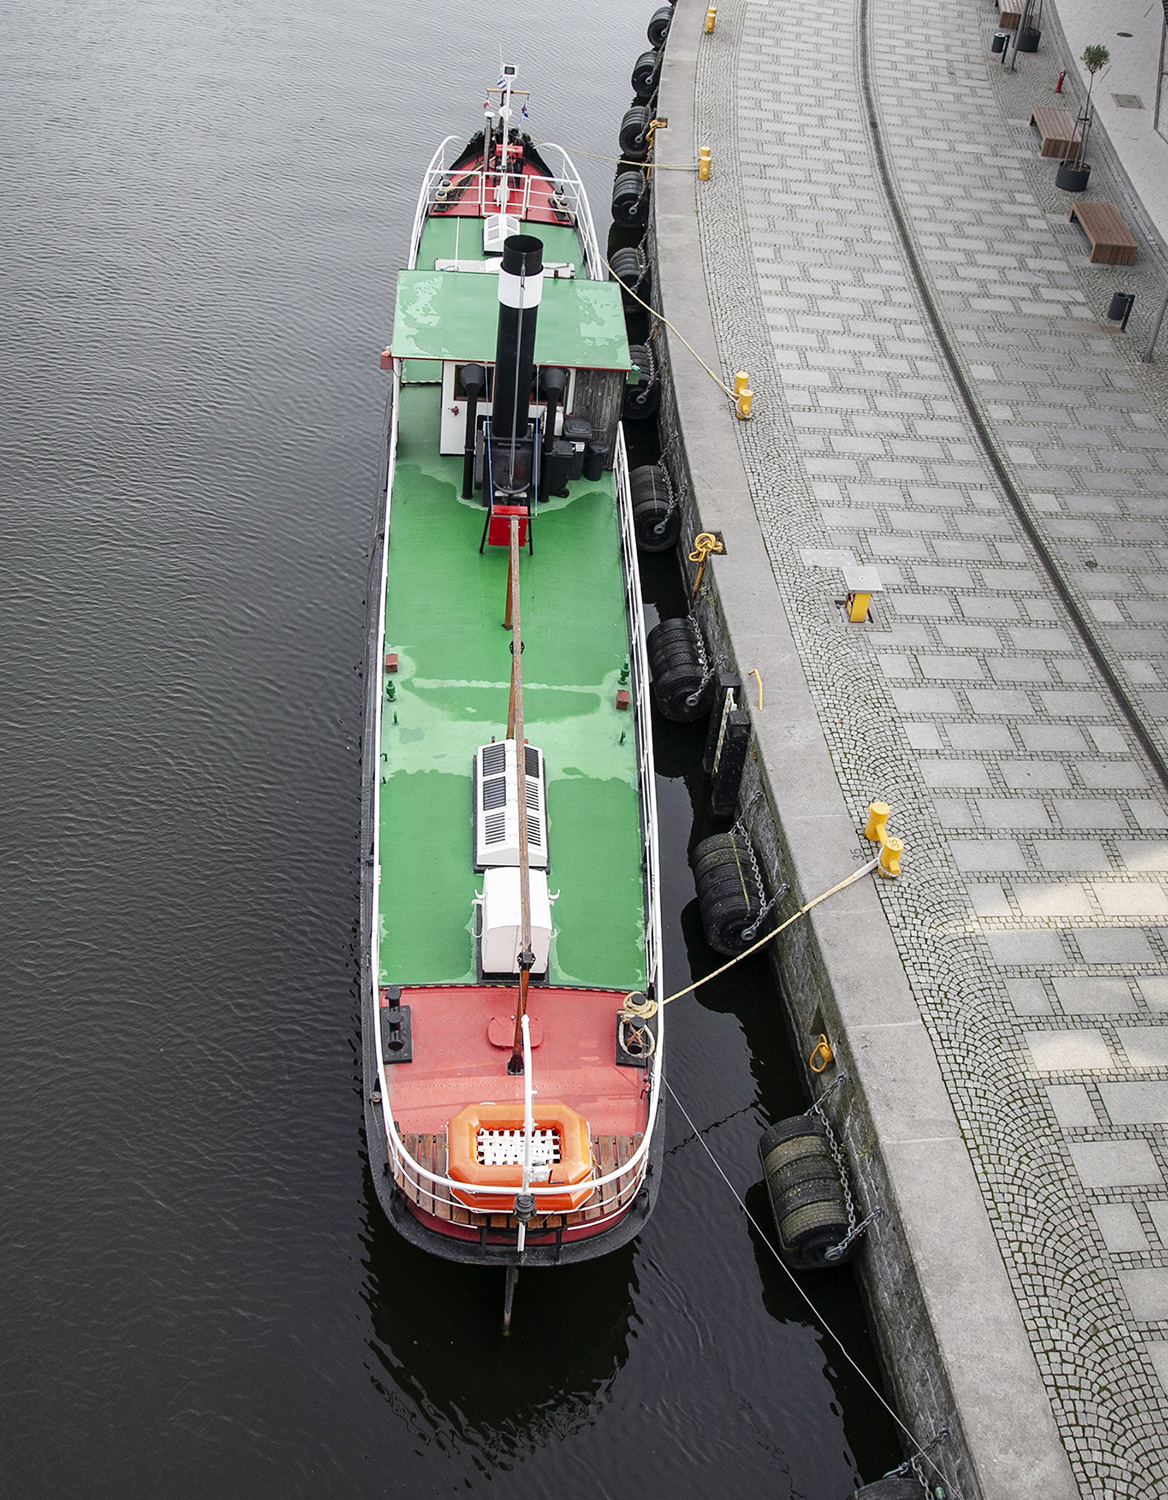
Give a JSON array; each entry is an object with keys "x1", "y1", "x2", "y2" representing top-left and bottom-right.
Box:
[{"x1": 664, "y1": 1077, "x2": 961, "y2": 1500}]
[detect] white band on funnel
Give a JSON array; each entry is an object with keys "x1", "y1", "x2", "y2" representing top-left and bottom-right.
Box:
[{"x1": 498, "y1": 266, "x2": 544, "y2": 310}]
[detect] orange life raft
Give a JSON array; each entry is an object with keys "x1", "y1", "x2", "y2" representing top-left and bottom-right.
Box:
[{"x1": 446, "y1": 1100, "x2": 594, "y2": 1213}]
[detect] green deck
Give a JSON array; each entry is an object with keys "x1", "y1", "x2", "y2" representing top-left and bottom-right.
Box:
[
  {"x1": 376, "y1": 383, "x2": 646, "y2": 990},
  {"x1": 391, "y1": 269, "x2": 630, "y2": 370}
]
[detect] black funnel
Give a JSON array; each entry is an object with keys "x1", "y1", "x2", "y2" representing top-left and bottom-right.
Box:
[{"x1": 491, "y1": 234, "x2": 544, "y2": 453}]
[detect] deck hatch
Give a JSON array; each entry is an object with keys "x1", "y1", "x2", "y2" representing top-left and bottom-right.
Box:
[{"x1": 473, "y1": 741, "x2": 548, "y2": 870}]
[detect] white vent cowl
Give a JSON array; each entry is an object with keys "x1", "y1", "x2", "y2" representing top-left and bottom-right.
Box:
[{"x1": 474, "y1": 741, "x2": 548, "y2": 871}]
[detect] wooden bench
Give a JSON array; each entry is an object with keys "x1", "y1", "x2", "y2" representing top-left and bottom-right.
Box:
[
  {"x1": 1030, "y1": 107, "x2": 1081, "y2": 160},
  {"x1": 1069, "y1": 201, "x2": 1138, "y2": 266},
  {"x1": 996, "y1": 0, "x2": 1021, "y2": 27}
]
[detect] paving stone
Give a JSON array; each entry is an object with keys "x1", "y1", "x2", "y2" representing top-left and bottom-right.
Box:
[
  {"x1": 1116, "y1": 1029, "x2": 1168, "y2": 1069},
  {"x1": 987, "y1": 930, "x2": 1066, "y2": 964},
  {"x1": 1137, "y1": 978, "x2": 1168, "y2": 1012},
  {"x1": 1093, "y1": 1204, "x2": 1150, "y2": 1253},
  {"x1": 1034, "y1": 841, "x2": 1111, "y2": 873},
  {"x1": 968, "y1": 882, "x2": 1011, "y2": 916},
  {"x1": 1100, "y1": 1083, "x2": 1168, "y2": 1126},
  {"x1": 1073, "y1": 930, "x2": 1159, "y2": 965},
  {"x1": 951, "y1": 838, "x2": 1026, "y2": 870},
  {"x1": 1145, "y1": 1343, "x2": 1168, "y2": 1402},
  {"x1": 1025, "y1": 1030, "x2": 1113, "y2": 1072},
  {"x1": 1007, "y1": 977, "x2": 1050, "y2": 1015},
  {"x1": 1054, "y1": 799, "x2": 1130, "y2": 830},
  {"x1": 1017, "y1": 884, "x2": 1093, "y2": 917},
  {"x1": 1053, "y1": 979, "x2": 1137, "y2": 1015},
  {"x1": 1116, "y1": 843, "x2": 1168, "y2": 874},
  {"x1": 977, "y1": 799, "x2": 1052, "y2": 829},
  {"x1": 1118, "y1": 1270, "x2": 1168, "y2": 1321},
  {"x1": 1148, "y1": 1202, "x2": 1168, "y2": 1246},
  {"x1": 1002, "y1": 761, "x2": 1071, "y2": 790},
  {"x1": 1093, "y1": 884, "x2": 1168, "y2": 918},
  {"x1": 1046, "y1": 1084, "x2": 1099, "y2": 1128},
  {"x1": 1068, "y1": 1141, "x2": 1163, "y2": 1190}
]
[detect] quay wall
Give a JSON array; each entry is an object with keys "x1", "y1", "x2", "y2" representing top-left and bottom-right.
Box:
[{"x1": 648, "y1": 4, "x2": 1080, "y2": 1496}]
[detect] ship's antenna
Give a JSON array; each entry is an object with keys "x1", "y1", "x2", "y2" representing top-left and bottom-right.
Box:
[{"x1": 506, "y1": 518, "x2": 534, "y2": 1075}]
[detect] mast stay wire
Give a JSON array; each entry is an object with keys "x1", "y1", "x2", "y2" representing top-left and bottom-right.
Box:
[{"x1": 664, "y1": 1076, "x2": 960, "y2": 1499}]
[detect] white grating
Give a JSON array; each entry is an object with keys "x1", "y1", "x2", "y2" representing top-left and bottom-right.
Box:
[{"x1": 476, "y1": 1128, "x2": 561, "y2": 1166}]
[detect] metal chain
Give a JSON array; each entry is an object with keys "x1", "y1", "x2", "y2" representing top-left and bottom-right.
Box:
[
  {"x1": 683, "y1": 613, "x2": 722, "y2": 708},
  {"x1": 731, "y1": 792, "x2": 788, "y2": 941},
  {"x1": 805, "y1": 1072, "x2": 882, "y2": 1260},
  {"x1": 883, "y1": 1425, "x2": 951, "y2": 1497}
]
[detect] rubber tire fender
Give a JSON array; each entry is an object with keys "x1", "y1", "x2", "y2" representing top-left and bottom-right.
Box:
[{"x1": 647, "y1": 6, "x2": 673, "y2": 47}]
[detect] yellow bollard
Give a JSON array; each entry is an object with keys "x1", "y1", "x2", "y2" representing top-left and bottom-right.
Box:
[
  {"x1": 733, "y1": 371, "x2": 749, "y2": 395},
  {"x1": 735, "y1": 387, "x2": 753, "y2": 419},
  {"x1": 879, "y1": 837, "x2": 903, "y2": 879},
  {"x1": 863, "y1": 801, "x2": 889, "y2": 843},
  {"x1": 847, "y1": 589, "x2": 872, "y2": 623},
  {"x1": 698, "y1": 146, "x2": 711, "y2": 181},
  {"x1": 704, "y1": 5, "x2": 717, "y2": 32}
]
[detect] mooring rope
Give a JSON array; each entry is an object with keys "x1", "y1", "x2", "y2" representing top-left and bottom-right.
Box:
[
  {"x1": 621, "y1": 857, "x2": 880, "y2": 1021},
  {"x1": 664, "y1": 1076, "x2": 960, "y2": 1499},
  {"x1": 598, "y1": 249, "x2": 740, "y2": 402}
]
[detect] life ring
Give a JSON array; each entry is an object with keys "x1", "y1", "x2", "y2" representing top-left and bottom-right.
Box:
[{"x1": 447, "y1": 1100, "x2": 594, "y2": 1213}]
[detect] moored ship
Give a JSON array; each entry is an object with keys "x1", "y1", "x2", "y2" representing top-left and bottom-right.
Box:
[{"x1": 360, "y1": 68, "x2": 664, "y2": 1319}]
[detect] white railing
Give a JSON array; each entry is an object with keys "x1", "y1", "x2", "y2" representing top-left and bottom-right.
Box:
[
  {"x1": 369, "y1": 364, "x2": 401, "y2": 1019},
  {"x1": 390, "y1": 1129, "x2": 649, "y2": 1228},
  {"x1": 613, "y1": 423, "x2": 665, "y2": 1004},
  {"x1": 406, "y1": 135, "x2": 603, "y2": 279}
]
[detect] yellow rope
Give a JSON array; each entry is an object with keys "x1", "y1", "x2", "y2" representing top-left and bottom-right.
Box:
[
  {"x1": 622, "y1": 858, "x2": 881, "y2": 1018},
  {"x1": 599, "y1": 249, "x2": 738, "y2": 401},
  {"x1": 533, "y1": 139, "x2": 698, "y2": 172}
]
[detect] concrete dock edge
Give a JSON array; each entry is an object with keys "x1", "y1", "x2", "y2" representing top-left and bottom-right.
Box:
[{"x1": 649, "y1": 3, "x2": 1081, "y2": 1495}]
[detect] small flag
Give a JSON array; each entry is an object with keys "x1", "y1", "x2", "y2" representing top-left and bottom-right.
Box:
[
  {"x1": 520, "y1": 103, "x2": 529, "y2": 120},
  {"x1": 497, "y1": 75, "x2": 507, "y2": 88}
]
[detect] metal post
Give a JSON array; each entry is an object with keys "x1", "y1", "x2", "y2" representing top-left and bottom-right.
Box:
[{"x1": 1144, "y1": 284, "x2": 1168, "y2": 362}]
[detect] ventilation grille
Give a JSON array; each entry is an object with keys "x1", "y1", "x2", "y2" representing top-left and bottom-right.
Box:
[{"x1": 473, "y1": 741, "x2": 548, "y2": 870}]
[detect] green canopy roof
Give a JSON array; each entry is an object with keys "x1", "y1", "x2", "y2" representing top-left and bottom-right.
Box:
[{"x1": 390, "y1": 270, "x2": 631, "y2": 371}]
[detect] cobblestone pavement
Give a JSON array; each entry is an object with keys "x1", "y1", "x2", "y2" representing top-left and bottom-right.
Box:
[{"x1": 686, "y1": 0, "x2": 1168, "y2": 1492}]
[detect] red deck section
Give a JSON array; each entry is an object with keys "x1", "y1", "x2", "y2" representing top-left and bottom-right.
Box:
[
  {"x1": 436, "y1": 152, "x2": 568, "y2": 224},
  {"x1": 383, "y1": 986, "x2": 646, "y2": 1137}
]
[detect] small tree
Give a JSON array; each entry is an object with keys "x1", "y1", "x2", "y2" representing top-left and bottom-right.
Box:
[{"x1": 1077, "y1": 44, "x2": 1110, "y2": 162}]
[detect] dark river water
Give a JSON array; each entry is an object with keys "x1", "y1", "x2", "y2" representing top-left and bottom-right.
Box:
[{"x1": 1, "y1": 2, "x2": 901, "y2": 1494}]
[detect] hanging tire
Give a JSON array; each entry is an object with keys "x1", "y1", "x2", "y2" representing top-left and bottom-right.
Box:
[
  {"x1": 779, "y1": 1199, "x2": 852, "y2": 1269},
  {"x1": 691, "y1": 831, "x2": 763, "y2": 953},
  {"x1": 856, "y1": 1478, "x2": 927, "y2": 1500},
  {"x1": 610, "y1": 245, "x2": 648, "y2": 311},
  {"x1": 759, "y1": 1116, "x2": 856, "y2": 1269},
  {"x1": 618, "y1": 105, "x2": 653, "y2": 162},
  {"x1": 623, "y1": 342, "x2": 659, "y2": 419},
  {"x1": 647, "y1": 618, "x2": 713, "y2": 723},
  {"x1": 629, "y1": 465, "x2": 679, "y2": 552},
  {"x1": 690, "y1": 832, "x2": 754, "y2": 880},
  {"x1": 631, "y1": 49, "x2": 661, "y2": 100},
  {"x1": 647, "y1": 6, "x2": 672, "y2": 47},
  {"x1": 612, "y1": 171, "x2": 648, "y2": 229}
]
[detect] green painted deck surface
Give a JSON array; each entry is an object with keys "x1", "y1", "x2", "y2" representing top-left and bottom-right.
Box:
[
  {"x1": 377, "y1": 383, "x2": 646, "y2": 990},
  {"x1": 391, "y1": 269, "x2": 630, "y2": 370},
  {"x1": 416, "y1": 216, "x2": 582, "y2": 270}
]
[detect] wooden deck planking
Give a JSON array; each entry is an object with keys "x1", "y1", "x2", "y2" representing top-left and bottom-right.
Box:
[{"x1": 395, "y1": 1131, "x2": 643, "y2": 1231}]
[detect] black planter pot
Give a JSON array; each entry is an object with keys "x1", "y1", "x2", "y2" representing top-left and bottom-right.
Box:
[
  {"x1": 1017, "y1": 27, "x2": 1041, "y2": 50},
  {"x1": 1056, "y1": 161, "x2": 1090, "y2": 192}
]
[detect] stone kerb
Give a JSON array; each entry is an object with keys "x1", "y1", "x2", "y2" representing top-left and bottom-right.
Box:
[{"x1": 650, "y1": 2, "x2": 1080, "y2": 1496}]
